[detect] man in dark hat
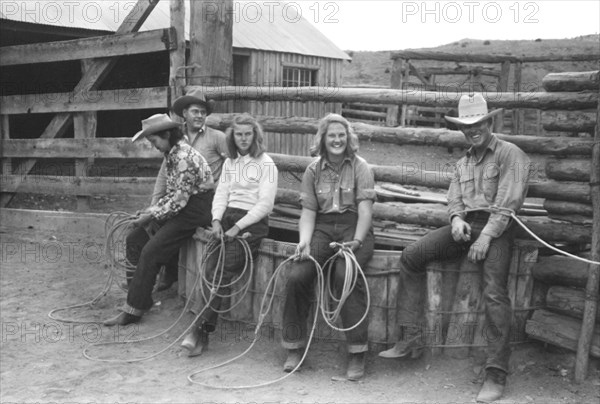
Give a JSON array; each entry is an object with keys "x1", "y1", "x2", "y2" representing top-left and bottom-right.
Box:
[
  {"x1": 379, "y1": 93, "x2": 532, "y2": 403},
  {"x1": 149, "y1": 89, "x2": 228, "y2": 292}
]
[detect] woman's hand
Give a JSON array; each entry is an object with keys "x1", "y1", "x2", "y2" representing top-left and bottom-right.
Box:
[
  {"x1": 224, "y1": 225, "x2": 241, "y2": 241},
  {"x1": 132, "y1": 213, "x2": 153, "y2": 228},
  {"x1": 294, "y1": 240, "x2": 311, "y2": 261},
  {"x1": 211, "y1": 220, "x2": 223, "y2": 239}
]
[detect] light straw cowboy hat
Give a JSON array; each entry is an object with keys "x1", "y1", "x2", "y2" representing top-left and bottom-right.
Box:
[
  {"x1": 444, "y1": 93, "x2": 503, "y2": 126},
  {"x1": 172, "y1": 88, "x2": 214, "y2": 117},
  {"x1": 132, "y1": 114, "x2": 180, "y2": 142}
]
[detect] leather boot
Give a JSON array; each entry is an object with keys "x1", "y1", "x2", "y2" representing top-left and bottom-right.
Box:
[
  {"x1": 103, "y1": 312, "x2": 140, "y2": 327},
  {"x1": 181, "y1": 325, "x2": 209, "y2": 357},
  {"x1": 378, "y1": 335, "x2": 423, "y2": 359},
  {"x1": 346, "y1": 352, "x2": 366, "y2": 381},
  {"x1": 283, "y1": 348, "x2": 304, "y2": 372},
  {"x1": 476, "y1": 367, "x2": 507, "y2": 403}
]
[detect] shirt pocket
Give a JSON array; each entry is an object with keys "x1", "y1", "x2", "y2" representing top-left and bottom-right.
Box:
[
  {"x1": 316, "y1": 183, "x2": 332, "y2": 209},
  {"x1": 340, "y1": 186, "x2": 356, "y2": 206},
  {"x1": 481, "y1": 164, "x2": 500, "y2": 202},
  {"x1": 459, "y1": 169, "x2": 476, "y2": 200}
]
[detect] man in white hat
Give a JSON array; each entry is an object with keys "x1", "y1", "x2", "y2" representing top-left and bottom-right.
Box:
[
  {"x1": 379, "y1": 93, "x2": 532, "y2": 403},
  {"x1": 148, "y1": 89, "x2": 228, "y2": 291}
]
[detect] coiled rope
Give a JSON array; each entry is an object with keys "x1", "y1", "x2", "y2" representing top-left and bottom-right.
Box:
[{"x1": 187, "y1": 242, "x2": 369, "y2": 389}]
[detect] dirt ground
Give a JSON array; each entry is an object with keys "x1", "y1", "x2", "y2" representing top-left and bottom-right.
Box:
[
  {"x1": 2, "y1": 142, "x2": 599, "y2": 403},
  {"x1": 1, "y1": 223, "x2": 600, "y2": 404}
]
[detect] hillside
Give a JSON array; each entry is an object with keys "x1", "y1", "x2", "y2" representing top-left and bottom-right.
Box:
[{"x1": 342, "y1": 35, "x2": 600, "y2": 88}]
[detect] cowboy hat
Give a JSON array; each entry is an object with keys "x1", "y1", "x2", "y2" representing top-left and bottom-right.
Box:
[
  {"x1": 132, "y1": 114, "x2": 180, "y2": 142},
  {"x1": 172, "y1": 88, "x2": 213, "y2": 117},
  {"x1": 444, "y1": 93, "x2": 503, "y2": 126}
]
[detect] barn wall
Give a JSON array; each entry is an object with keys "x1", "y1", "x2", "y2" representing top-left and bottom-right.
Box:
[{"x1": 232, "y1": 50, "x2": 344, "y2": 156}]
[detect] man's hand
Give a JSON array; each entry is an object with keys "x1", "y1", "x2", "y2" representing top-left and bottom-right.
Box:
[
  {"x1": 451, "y1": 216, "x2": 471, "y2": 242},
  {"x1": 468, "y1": 234, "x2": 493, "y2": 262}
]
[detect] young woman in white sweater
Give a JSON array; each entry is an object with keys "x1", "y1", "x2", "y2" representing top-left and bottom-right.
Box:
[{"x1": 181, "y1": 113, "x2": 278, "y2": 357}]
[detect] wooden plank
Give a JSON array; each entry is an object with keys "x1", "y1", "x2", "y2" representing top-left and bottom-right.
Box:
[
  {"x1": 169, "y1": 0, "x2": 186, "y2": 98},
  {"x1": 575, "y1": 83, "x2": 600, "y2": 382},
  {"x1": 391, "y1": 50, "x2": 600, "y2": 63},
  {"x1": 0, "y1": 87, "x2": 169, "y2": 114},
  {"x1": 189, "y1": 0, "x2": 233, "y2": 86},
  {"x1": 1, "y1": 138, "x2": 161, "y2": 159},
  {"x1": 546, "y1": 159, "x2": 592, "y2": 182},
  {"x1": 547, "y1": 286, "x2": 600, "y2": 322},
  {"x1": 1, "y1": 175, "x2": 155, "y2": 196},
  {"x1": 205, "y1": 114, "x2": 596, "y2": 156},
  {"x1": 1, "y1": 115, "x2": 10, "y2": 177},
  {"x1": 193, "y1": 85, "x2": 599, "y2": 111},
  {"x1": 542, "y1": 110, "x2": 597, "y2": 133},
  {"x1": 526, "y1": 309, "x2": 600, "y2": 358},
  {"x1": 542, "y1": 71, "x2": 600, "y2": 92},
  {"x1": 0, "y1": 28, "x2": 176, "y2": 66},
  {"x1": 0, "y1": 0, "x2": 159, "y2": 208},
  {"x1": 531, "y1": 255, "x2": 590, "y2": 288}
]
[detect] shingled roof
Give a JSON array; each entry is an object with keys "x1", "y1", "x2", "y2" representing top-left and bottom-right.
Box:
[{"x1": 0, "y1": 0, "x2": 350, "y2": 60}]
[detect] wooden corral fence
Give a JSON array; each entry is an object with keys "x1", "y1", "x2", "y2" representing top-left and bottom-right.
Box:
[{"x1": 386, "y1": 50, "x2": 600, "y2": 136}]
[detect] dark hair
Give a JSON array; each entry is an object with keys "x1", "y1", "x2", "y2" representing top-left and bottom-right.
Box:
[
  {"x1": 309, "y1": 113, "x2": 359, "y2": 158},
  {"x1": 152, "y1": 127, "x2": 184, "y2": 149},
  {"x1": 225, "y1": 113, "x2": 266, "y2": 158}
]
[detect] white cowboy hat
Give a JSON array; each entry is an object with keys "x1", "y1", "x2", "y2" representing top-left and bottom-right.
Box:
[
  {"x1": 444, "y1": 93, "x2": 503, "y2": 126},
  {"x1": 172, "y1": 88, "x2": 214, "y2": 117},
  {"x1": 132, "y1": 114, "x2": 180, "y2": 142}
]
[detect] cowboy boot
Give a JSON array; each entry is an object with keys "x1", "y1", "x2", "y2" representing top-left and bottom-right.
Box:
[
  {"x1": 181, "y1": 324, "x2": 209, "y2": 357},
  {"x1": 346, "y1": 352, "x2": 366, "y2": 381},
  {"x1": 283, "y1": 348, "x2": 304, "y2": 372},
  {"x1": 103, "y1": 312, "x2": 141, "y2": 327},
  {"x1": 476, "y1": 367, "x2": 507, "y2": 403}
]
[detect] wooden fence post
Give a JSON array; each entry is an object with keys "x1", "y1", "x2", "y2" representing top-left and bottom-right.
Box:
[
  {"x1": 189, "y1": 0, "x2": 233, "y2": 88},
  {"x1": 574, "y1": 89, "x2": 600, "y2": 382}
]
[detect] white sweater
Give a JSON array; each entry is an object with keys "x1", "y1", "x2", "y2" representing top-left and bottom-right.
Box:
[{"x1": 211, "y1": 152, "x2": 278, "y2": 231}]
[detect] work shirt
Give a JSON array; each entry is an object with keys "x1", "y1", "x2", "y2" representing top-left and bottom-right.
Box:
[
  {"x1": 300, "y1": 155, "x2": 376, "y2": 214},
  {"x1": 447, "y1": 134, "x2": 531, "y2": 238},
  {"x1": 151, "y1": 125, "x2": 227, "y2": 204},
  {"x1": 211, "y1": 152, "x2": 278, "y2": 231},
  {"x1": 149, "y1": 141, "x2": 214, "y2": 222}
]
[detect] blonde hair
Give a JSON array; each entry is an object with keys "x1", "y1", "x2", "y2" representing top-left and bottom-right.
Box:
[{"x1": 309, "y1": 114, "x2": 359, "y2": 158}]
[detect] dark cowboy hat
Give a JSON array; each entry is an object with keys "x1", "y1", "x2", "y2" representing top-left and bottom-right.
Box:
[
  {"x1": 172, "y1": 88, "x2": 214, "y2": 117},
  {"x1": 132, "y1": 114, "x2": 179, "y2": 142},
  {"x1": 444, "y1": 93, "x2": 503, "y2": 126}
]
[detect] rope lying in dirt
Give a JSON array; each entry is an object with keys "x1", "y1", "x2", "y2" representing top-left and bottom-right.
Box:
[
  {"x1": 82, "y1": 235, "x2": 254, "y2": 363},
  {"x1": 187, "y1": 243, "x2": 370, "y2": 389},
  {"x1": 47, "y1": 212, "x2": 135, "y2": 324}
]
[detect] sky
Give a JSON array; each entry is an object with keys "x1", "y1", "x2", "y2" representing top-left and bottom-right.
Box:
[{"x1": 298, "y1": 0, "x2": 600, "y2": 51}]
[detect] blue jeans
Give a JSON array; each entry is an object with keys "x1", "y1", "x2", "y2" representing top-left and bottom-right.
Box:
[
  {"x1": 123, "y1": 192, "x2": 214, "y2": 315},
  {"x1": 282, "y1": 211, "x2": 374, "y2": 353},
  {"x1": 398, "y1": 212, "x2": 515, "y2": 372}
]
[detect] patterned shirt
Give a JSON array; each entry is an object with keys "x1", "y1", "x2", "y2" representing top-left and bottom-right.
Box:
[
  {"x1": 447, "y1": 134, "x2": 531, "y2": 238},
  {"x1": 149, "y1": 141, "x2": 214, "y2": 221},
  {"x1": 300, "y1": 155, "x2": 376, "y2": 214}
]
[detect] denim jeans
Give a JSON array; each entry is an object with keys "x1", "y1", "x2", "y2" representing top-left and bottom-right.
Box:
[
  {"x1": 194, "y1": 207, "x2": 269, "y2": 331},
  {"x1": 282, "y1": 211, "x2": 374, "y2": 353},
  {"x1": 123, "y1": 192, "x2": 214, "y2": 315},
  {"x1": 398, "y1": 212, "x2": 515, "y2": 372}
]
